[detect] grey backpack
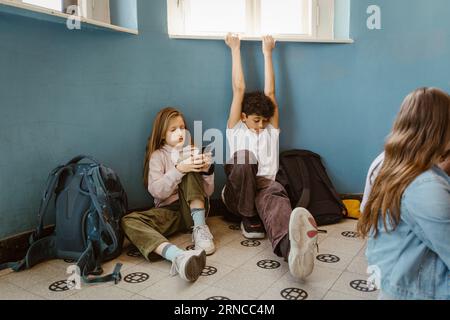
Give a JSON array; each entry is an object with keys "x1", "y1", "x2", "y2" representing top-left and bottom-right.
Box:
[{"x1": 0, "y1": 155, "x2": 128, "y2": 284}]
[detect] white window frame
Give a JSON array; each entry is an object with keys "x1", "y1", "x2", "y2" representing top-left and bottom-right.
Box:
[
  {"x1": 14, "y1": 0, "x2": 111, "y2": 23},
  {"x1": 1, "y1": 0, "x2": 138, "y2": 34},
  {"x1": 19, "y1": 0, "x2": 63, "y2": 11},
  {"x1": 167, "y1": 0, "x2": 347, "y2": 43},
  {"x1": 78, "y1": 0, "x2": 111, "y2": 24}
]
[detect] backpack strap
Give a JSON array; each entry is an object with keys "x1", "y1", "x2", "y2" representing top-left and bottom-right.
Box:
[
  {"x1": 31, "y1": 165, "x2": 69, "y2": 242},
  {"x1": 310, "y1": 160, "x2": 347, "y2": 215},
  {"x1": 82, "y1": 167, "x2": 123, "y2": 284},
  {"x1": 25, "y1": 235, "x2": 57, "y2": 267},
  {"x1": 1, "y1": 164, "x2": 66, "y2": 272},
  {"x1": 293, "y1": 155, "x2": 312, "y2": 209},
  {"x1": 32, "y1": 157, "x2": 94, "y2": 241},
  {"x1": 35, "y1": 155, "x2": 97, "y2": 230},
  {"x1": 278, "y1": 151, "x2": 312, "y2": 209},
  {"x1": 294, "y1": 150, "x2": 343, "y2": 210},
  {"x1": 0, "y1": 260, "x2": 26, "y2": 272},
  {"x1": 0, "y1": 236, "x2": 57, "y2": 272},
  {"x1": 85, "y1": 167, "x2": 119, "y2": 256},
  {"x1": 77, "y1": 241, "x2": 122, "y2": 285}
]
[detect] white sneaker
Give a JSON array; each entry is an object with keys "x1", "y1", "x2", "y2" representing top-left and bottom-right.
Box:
[
  {"x1": 192, "y1": 225, "x2": 215, "y2": 255},
  {"x1": 288, "y1": 207, "x2": 318, "y2": 280},
  {"x1": 169, "y1": 249, "x2": 206, "y2": 282}
]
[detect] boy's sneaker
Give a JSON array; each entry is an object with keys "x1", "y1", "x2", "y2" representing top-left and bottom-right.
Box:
[
  {"x1": 192, "y1": 225, "x2": 215, "y2": 255},
  {"x1": 288, "y1": 207, "x2": 318, "y2": 280},
  {"x1": 222, "y1": 185, "x2": 265, "y2": 238},
  {"x1": 241, "y1": 216, "x2": 266, "y2": 239},
  {"x1": 169, "y1": 249, "x2": 206, "y2": 282}
]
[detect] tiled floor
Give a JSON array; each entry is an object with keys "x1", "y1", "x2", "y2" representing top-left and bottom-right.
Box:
[{"x1": 0, "y1": 217, "x2": 378, "y2": 300}]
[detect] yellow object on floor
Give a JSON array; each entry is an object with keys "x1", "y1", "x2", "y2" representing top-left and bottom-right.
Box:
[{"x1": 343, "y1": 199, "x2": 362, "y2": 219}]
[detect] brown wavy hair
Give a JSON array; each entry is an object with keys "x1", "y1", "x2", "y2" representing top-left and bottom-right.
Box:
[
  {"x1": 358, "y1": 87, "x2": 450, "y2": 238},
  {"x1": 143, "y1": 107, "x2": 187, "y2": 187}
]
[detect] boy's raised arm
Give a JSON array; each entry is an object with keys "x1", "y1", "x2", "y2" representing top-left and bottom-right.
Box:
[
  {"x1": 263, "y1": 35, "x2": 279, "y2": 129},
  {"x1": 225, "y1": 33, "x2": 245, "y2": 129}
]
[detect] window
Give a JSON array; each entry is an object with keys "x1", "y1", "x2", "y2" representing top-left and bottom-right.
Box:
[
  {"x1": 77, "y1": 0, "x2": 111, "y2": 24},
  {"x1": 260, "y1": 0, "x2": 311, "y2": 35},
  {"x1": 167, "y1": 0, "x2": 350, "y2": 42},
  {"x1": 22, "y1": 0, "x2": 61, "y2": 11},
  {"x1": 186, "y1": 0, "x2": 246, "y2": 34},
  {"x1": 2, "y1": 0, "x2": 138, "y2": 34},
  {"x1": 12, "y1": 0, "x2": 111, "y2": 24}
]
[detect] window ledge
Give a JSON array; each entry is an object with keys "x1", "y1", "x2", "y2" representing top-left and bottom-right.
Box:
[
  {"x1": 169, "y1": 34, "x2": 353, "y2": 44},
  {"x1": 0, "y1": 0, "x2": 138, "y2": 35}
]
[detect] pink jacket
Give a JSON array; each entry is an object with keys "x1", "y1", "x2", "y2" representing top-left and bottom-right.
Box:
[{"x1": 147, "y1": 144, "x2": 214, "y2": 208}]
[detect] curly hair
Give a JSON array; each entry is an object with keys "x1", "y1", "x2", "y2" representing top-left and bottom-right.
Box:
[{"x1": 242, "y1": 91, "x2": 275, "y2": 119}]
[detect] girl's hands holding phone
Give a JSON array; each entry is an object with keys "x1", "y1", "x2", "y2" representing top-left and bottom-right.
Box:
[
  {"x1": 200, "y1": 152, "x2": 213, "y2": 173},
  {"x1": 175, "y1": 149, "x2": 212, "y2": 174}
]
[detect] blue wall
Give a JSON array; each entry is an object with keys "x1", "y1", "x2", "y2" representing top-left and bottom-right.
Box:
[
  {"x1": 1, "y1": 0, "x2": 449, "y2": 239},
  {"x1": 110, "y1": 0, "x2": 138, "y2": 30}
]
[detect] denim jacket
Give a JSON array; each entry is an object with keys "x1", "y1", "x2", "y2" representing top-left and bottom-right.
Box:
[{"x1": 367, "y1": 166, "x2": 450, "y2": 300}]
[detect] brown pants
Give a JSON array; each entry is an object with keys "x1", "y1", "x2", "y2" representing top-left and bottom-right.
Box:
[{"x1": 224, "y1": 150, "x2": 291, "y2": 259}]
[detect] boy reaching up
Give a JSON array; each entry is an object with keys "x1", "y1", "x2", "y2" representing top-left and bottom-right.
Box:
[{"x1": 221, "y1": 33, "x2": 319, "y2": 280}]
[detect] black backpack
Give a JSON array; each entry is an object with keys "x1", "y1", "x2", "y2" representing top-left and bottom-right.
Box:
[
  {"x1": 276, "y1": 150, "x2": 347, "y2": 226},
  {"x1": 0, "y1": 155, "x2": 128, "y2": 284}
]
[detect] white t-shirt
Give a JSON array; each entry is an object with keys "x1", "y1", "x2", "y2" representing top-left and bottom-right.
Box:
[
  {"x1": 360, "y1": 152, "x2": 385, "y2": 212},
  {"x1": 226, "y1": 121, "x2": 280, "y2": 180}
]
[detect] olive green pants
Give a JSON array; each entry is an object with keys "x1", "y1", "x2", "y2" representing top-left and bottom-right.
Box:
[{"x1": 121, "y1": 172, "x2": 209, "y2": 260}]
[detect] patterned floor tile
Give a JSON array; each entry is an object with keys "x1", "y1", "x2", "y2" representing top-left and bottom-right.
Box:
[
  {"x1": 0, "y1": 216, "x2": 369, "y2": 300},
  {"x1": 2, "y1": 262, "x2": 63, "y2": 290},
  {"x1": 257, "y1": 280, "x2": 328, "y2": 300},
  {"x1": 212, "y1": 267, "x2": 282, "y2": 298},
  {"x1": 346, "y1": 256, "x2": 370, "y2": 275},
  {"x1": 278, "y1": 266, "x2": 342, "y2": 291},
  {"x1": 319, "y1": 237, "x2": 365, "y2": 257},
  {"x1": 195, "y1": 260, "x2": 235, "y2": 286},
  {"x1": 0, "y1": 280, "x2": 44, "y2": 300},
  {"x1": 322, "y1": 290, "x2": 365, "y2": 300},
  {"x1": 116, "y1": 263, "x2": 169, "y2": 294},
  {"x1": 203, "y1": 244, "x2": 259, "y2": 268},
  {"x1": 27, "y1": 275, "x2": 85, "y2": 300},
  {"x1": 66, "y1": 285, "x2": 135, "y2": 300},
  {"x1": 330, "y1": 271, "x2": 379, "y2": 300},
  {"x1": 139, "y1": 275, "x2": 209, "y2": 300},
  {"x1": 239, "y1": 251, "x2": 289, "y2": 280},
  {"x1": 192, "y1": 286, "x2": 255, "y2": 300},
  {"x1": 315, "y1": 250, "x2": 354, "y2": 271}
]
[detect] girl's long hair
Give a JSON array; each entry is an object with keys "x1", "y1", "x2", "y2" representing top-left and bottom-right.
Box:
[
  {"x1": 143, "y1": 107, "x2": 187, "y2": 187},
  {"x1": 358, "y1": 87, "x2": 450, "y2": 238}
]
